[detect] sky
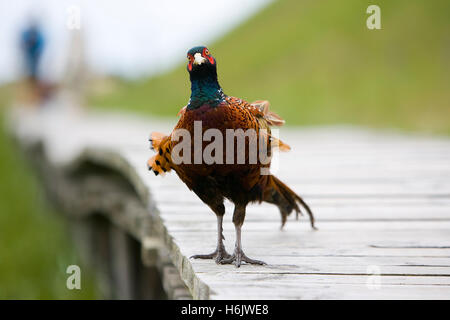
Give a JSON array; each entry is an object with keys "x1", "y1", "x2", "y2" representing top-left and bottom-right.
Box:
[{"x1": 0, "y1": 0, "x2": 272, "y2": 84}]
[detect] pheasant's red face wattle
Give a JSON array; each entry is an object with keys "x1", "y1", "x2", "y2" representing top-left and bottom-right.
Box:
[
  {"x1": 187, "y1": 54, "x2": 194, "y2": 71},
  {"x1": 202, "y1": 48, "x2": 215, "y2": 65},
  {"x1": 186, "y1": 46, "x2": 215, "y2": 73}
]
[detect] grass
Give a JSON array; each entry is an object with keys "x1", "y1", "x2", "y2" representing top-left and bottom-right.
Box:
[
  {"x1": 0, "y1": 86, "x2": 100, "y2": 299},
  {"x1": 90, "y1": 0, "x2": 450, "y2": 134}
]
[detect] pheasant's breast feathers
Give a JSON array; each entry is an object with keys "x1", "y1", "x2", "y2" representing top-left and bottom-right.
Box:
[
  {"x1": 175, "y1": 97, "x2": 258, "y2": 133},
  {"x1": 177, "y1": 97, "x2": 285, "y2": 129},
  {"x1": 174, "y1": 96, "x2": 290, "y2": 152}
]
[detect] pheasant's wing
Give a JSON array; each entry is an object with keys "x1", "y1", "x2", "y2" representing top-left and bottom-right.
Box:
[
  {"x1": 148, "y1": 132, "x2": 173, "y2": 175},
  {"x1": 245, "y1": 99, "x2": 290, "y2": 151},
  {"x1": 224, "y1": 97, "x2": 291, "y2": 152},
  {"x1": 258, "y1": 128, "x2": 291, "y2": 152},
  {"x1": 249, "y1": 100, "x2": 285, "y2": 126},
  {"x1": 149, "y1": 104, "x2": 190, "y2": 175},
  {"x1": 269, "y1": 134, "x2": 291, "y2": 152}
]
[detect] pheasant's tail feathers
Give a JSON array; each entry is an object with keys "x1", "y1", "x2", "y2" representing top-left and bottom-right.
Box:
[
  {"x1": 250, "y1": 100, "x2": 285, "y2": 127},
  {"x1": 264, "y1": 175, "x2": 316, "y2": 230},
  {"x1": 148, "y1": 132, "x2": 173, "y2": 176}
]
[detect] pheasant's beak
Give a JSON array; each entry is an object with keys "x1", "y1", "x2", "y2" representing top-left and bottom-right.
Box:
[{"x1": 193, "y1": 53, "x2": 207, "y2": 66}]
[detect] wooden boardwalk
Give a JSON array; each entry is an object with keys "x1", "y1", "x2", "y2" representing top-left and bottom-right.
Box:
[{"x1": 8, "y1": 105, "x2": 450, "y2": 299}]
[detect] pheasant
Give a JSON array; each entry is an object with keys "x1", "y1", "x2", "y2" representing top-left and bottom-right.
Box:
[{"x1": 148, "y1": 46, "x2": 316, "y2": 267}]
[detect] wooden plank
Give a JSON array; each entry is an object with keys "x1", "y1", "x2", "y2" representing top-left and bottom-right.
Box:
[
  {"x1": 8, "y1": 107, "x2": 450, "y2": 300},
  {"x1": 156, "y1": 205, "x2": 450, "y2": 222},
  {"x1": 169, "y1": 230, "x2": 450, "y2": 249},
  {"x1": 207, "y1": 283, "x2": 450, "y2": 300}
]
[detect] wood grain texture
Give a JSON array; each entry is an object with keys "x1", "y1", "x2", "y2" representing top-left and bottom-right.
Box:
[{"x1": 8, "y1": 105, "x2": 450, "y2": 299}]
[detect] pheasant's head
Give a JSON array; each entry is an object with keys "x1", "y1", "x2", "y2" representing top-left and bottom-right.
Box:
[
  {"x1": 186, "y1": 46, "x2": 217, "y2": 79},
  {"x1": 186, "y1": 46, "x2": 223, "y2": 108}
]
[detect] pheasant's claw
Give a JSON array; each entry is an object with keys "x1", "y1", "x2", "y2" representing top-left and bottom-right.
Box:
[
  {"x1": 219, "y1": 249, "x2": 266, "y2": 268},
  {"x1": 190, "y1": 253, "x2": 216, "y2": 259},
  {"x1": 190, "y1": 247, "x2": 232, "y2": 264}
]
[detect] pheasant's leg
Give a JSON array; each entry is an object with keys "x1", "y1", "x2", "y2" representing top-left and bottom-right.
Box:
[
  {"x1": 190, "y1": 214, "x2": 231, "y2": 263},
  {"x1": 220, "y1": 205, "x2": 266, "y2": 268}
]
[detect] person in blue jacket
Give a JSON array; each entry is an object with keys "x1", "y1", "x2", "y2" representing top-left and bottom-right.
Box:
[{"x1": 20, "y1": 22, "x2": 45, "y2": 82}]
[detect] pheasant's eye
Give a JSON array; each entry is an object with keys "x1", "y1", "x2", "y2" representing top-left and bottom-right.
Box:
[{"x1": 204, "y1": 49, "x2": 210, "y2": 56}]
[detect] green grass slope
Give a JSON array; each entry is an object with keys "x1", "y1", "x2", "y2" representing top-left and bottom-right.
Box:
[
  {"x1": 91, "y1": 0, "x2": 450, "y2": 134},
  {"x1": 0, "y1": 87, "x2": 100, "y2": 299}
]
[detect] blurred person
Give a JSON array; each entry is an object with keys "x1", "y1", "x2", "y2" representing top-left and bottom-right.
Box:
[
  {"x1": 19, "y1": 19, "x2": 58, "y2": 105},
  {"x1": 20, "y1": 20, "x2": 45, "y2": 83}
]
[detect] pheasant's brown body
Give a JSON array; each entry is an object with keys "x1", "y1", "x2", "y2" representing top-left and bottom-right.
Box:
[
  {"x1": 175, "y1": 97, "x2": 267, "y2": 202},
  {"x1": 148, "y1": 46, "x2": 315, "y2": 267}
]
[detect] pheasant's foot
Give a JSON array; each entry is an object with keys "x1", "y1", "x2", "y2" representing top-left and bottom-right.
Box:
[
  {"x1": 219, "y1": 248, "x2": 266, "y2": 268},
  {"x1": 190, "y1": 246, "x2": 232, "y2": 264}
]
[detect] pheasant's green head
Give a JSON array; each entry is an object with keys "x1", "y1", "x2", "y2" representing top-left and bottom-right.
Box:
[
  {"x1": 186, "y1": 46, "x2": 224, "y2": 109},
  {"x1": 186, "y1": 46, "x2": 217, "y2": 80}
]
